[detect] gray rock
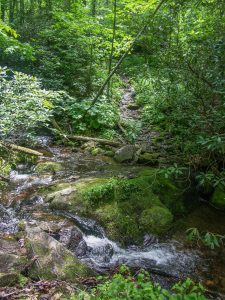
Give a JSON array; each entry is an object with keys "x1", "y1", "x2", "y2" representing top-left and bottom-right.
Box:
[
  {"x1": 45, "y1": 187, "x2": 77, "y2": 210},
  {"x1": 114, "y1": 145, "x2": 136, "y2": 163},
  {"x1": 26, "y1": 226, "x2": 93, "y2": 281}
]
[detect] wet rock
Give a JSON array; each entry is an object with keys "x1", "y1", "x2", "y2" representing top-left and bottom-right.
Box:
[
  {"x1": 68, "y1": 227, "x2": 83, "y2": 249},
  {"x1": 75, "y1": 240, "x2": 88, "y2": 257},
  {"x1": 26, "y1": 226, "x2": 95, "y2": 281},
  {"x1": 35, "y1": 161, "x2": 62, "y2": 174},
  {"x1": 143, "y1": 234, "x2": 159, "y2": 246},
  {"x1": 114, "y1": 145, "x2": 136, "y2": 163},
  {"x1": 60, "y1": 226, "x2": 88, "y2": 257}
]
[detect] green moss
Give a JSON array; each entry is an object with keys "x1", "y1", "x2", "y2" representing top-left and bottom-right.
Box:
[
  {"x1": 81, "y1": 178, "x2": 117, "y2": 206},
  {"x1": 63, "y1": 257, "x2": 94, "y2": 279},
  {"x1": 138, "y1": 169, "x2": 186, "y2": 215},
  {"x1": 0, "y1": 180, "x2": 8, "y2": 190},
  {"x1": 138, "y1": 152, "x2": 160, "y2": 165},
  {"x1": 35, "y1": 161, "x2": 63, "y2": 174},
  {"x1": 211, "y1": 185, "x2": 225, "y2": 208},
  {"x1": 91, "y1": 148, "x2": 102, "y2": 156},
  {"x1": 103, "y1": 150, "x2": 115, "y2": 157},
  {"x1": 0, "y1": 273, "x2": 20, "y2": 287},
  {"x1": 91, "y1": 176, "x2": 170, "y2": 244},
  {"x1": 140, "y1": 206, "x2": 173, "y2": 234},
  {"x1": 16, "y1": 153, "x2": 38, "y2": 165},
  {"x1": 94, "y1": 203, "x2": 141, "y2": 244},
  {"x1": 0, "y1": 158, "x2": 11, "y2": 176},
  {"x1": 152, "y1": 176, "x2": 184, "y2": 214},
  {"x1": 42, "y1": 171, "x2": 187, "y2": 244}
]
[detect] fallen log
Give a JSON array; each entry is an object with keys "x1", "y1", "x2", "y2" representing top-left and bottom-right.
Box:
[
  {"x1": 69, "y1": 135, "x2": 122, "y2": 147},
  {"x1": 0, "y1": 142, "x2": 43, "y2": 156}
]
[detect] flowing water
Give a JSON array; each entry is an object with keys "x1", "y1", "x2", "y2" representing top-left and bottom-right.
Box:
[{"x1": 0, "y1": 144, "x2": 224, "y2": 297}]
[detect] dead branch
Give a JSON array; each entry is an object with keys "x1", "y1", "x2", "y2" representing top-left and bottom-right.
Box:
[{"x1": 0, "y1": 142, "x2": 43, "y2": 157}]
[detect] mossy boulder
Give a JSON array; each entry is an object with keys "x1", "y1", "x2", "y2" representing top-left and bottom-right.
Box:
[
  {"x1": 139, "y1": 169, "x2": 186, "y2": 215},
  {"x1": 140, "y1": 206, "x2": 173, "y2": 235},
  {"x1": 44, "y1": 178, "x2": 112, "y2": 213},
  {"x1": 35, "y1": 161, "x2": 62, "y2": 174},
  {"x1": 26, "y1": 226, "x2": 95, "y2": 281},
  {"x1": 211, "y1": 186, "x2": 225, "y2": 209},
  {"x1": 138, "y1": 152, "x2": 160, "y2": 165},
  {"x1": 42, "y1": 169, "x2": 191, "y2": 245},
  {"x1": 0, "y1": 273, "x2": 20, "y2": 287}
]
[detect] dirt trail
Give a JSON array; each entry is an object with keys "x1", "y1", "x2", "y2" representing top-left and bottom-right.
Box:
[{"x1": 119, "y1": 77, "x2": 159, "y2": 151}]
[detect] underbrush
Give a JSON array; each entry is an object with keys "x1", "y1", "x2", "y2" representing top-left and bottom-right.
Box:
[{"x1": 67, "y1": 267, "x2": 208, "y2": 300}]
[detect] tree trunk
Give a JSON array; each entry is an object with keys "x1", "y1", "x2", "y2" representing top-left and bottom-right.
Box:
[
  {"x1": 1, "y1": 0, "x2": 7, "y2": 21},
  {"x1": 20, "y1": 0, "x2": 25, "y2": 24},
  {"x1": 107, "y1": 0, "x2": 117, "y2": 100},
  {"x1": 9, "y1": 0, "x2": 16, "y2": 23}
]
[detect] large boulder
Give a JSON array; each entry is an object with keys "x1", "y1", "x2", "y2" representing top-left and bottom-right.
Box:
[
  {"x1": 211, "y1": 186, "x2": 225, "y2": 209},
  {"x1": 46, "y1": 187, "x2": 77, "y2": 210},
  {"x1": 26, "y1": 226, "x2": 95, "y2": 281},
  {"x1": 44, "y1": 178, "x2": 111, "y2": 212},
  {"x1": 42, "y1": 169, "x2": 192, "y2": 245},
  {"x1": 114, "y1": 145, "x2": 136, "y2": 163}
]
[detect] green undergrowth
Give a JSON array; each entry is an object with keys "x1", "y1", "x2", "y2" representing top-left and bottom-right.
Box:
[{"x1": 66, "y1": 267, "x2": 208, "y2": 300}]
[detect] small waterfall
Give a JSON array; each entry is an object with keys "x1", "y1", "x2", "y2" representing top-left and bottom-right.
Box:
[{"x1": 63, "y1": 213, "x2": 198, "y2": 277}]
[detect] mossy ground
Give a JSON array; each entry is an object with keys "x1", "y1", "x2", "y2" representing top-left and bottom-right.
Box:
[
  {"x1": 211, "y1": 185, "x2": 225, "y2": 209},
  {"x1": 35, "y1": 161, "x2": 63, "y2": 174}
]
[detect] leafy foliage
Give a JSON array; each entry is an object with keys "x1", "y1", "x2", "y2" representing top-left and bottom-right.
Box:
[
  {"x1": 0, "y1": 21, "x2": 34, "y2": 65},
  {"x1": 68, "y1": 267, "x2": 207, "y2": 299},
  {"x1": 186, "y1": 228, "x2": 225, "y2": 249},
  {"x1": 0, "y1": 67, "x2": 60, "y2": 138}
]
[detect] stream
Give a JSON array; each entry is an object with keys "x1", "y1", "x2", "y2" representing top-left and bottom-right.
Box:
[{"x1": 0, "y1": 144, "x2": 225, "y2": 298}]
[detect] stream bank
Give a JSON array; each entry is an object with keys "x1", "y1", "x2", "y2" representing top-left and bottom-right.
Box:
[{"x1": 0, "y1": 144, "x2": 224, "y2": 298}]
